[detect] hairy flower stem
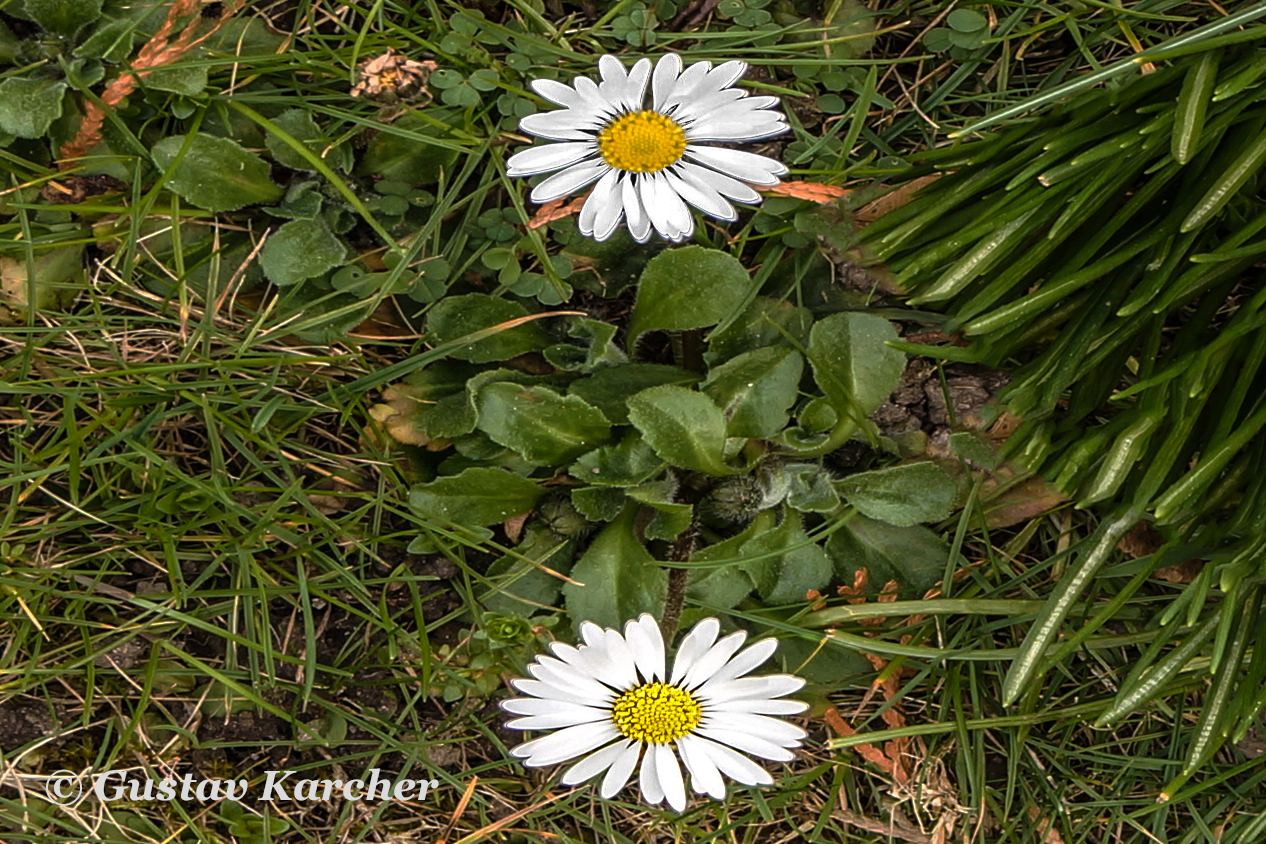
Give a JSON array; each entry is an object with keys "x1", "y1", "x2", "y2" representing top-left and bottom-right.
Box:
[
  {"x1": 660, "y1": 327, "x2": 706, "y2": 643},
  {"x1": 661, "y1": 567, "x2": 690, "y2": 645},
  {"x1": 671, "y1": 329, "x2": 705, "y2": 374}
]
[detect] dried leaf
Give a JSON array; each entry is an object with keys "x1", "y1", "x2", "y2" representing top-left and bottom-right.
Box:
[
  {"x1": 854, "y1": 175, "x2": 940, "y2": 223},
  {"x1": 503, "y1": 512, "x2": 530, "y2": 544},
  {"x1": 528, "y1": 195, "x2": 587, "y2": 229},
  {"x1": 763, "y1": 180, "x2": 849, "y2": 203},
  {"x1": 1117, "y1": 522, "x2": 1164, "y2": 560},
  {"x1": 827, "y1": 708, "x2": 895, "y2": 772},
  {"x1": 981, "y1": 474, "x2": 1068, "y2": 529}
]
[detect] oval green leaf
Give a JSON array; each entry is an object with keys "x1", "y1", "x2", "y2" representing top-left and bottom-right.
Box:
[
  {"x1": 152, "y1": 134, "x2": 284, "y2": 212},
  {"x1": 409, "y1": 467, "x2": 544, "y2": 526},
  {"x1": 628, "y1": 245, "x2": 750, "y2": 343},
  {"x1": 260, "y1": 217, "x2": 347, "y2": 287},
  {"x1": 476, "y1": 382, "x2": 612, "y2": 464},
  {"x1": 626, "y1": 385, "x2": 733, "y2": 476}
]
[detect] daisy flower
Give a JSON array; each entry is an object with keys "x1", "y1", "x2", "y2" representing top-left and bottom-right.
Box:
[
  {"x1": 505, "y1": 54, "x2": 789, "y2": 243},
  {"x1": 502, "y1": 614, "x2": 809, "y2": 812}
]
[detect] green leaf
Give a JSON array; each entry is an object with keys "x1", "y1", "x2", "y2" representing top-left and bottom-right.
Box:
[
  {"x1": 568, "y1": 363, "x2": 699, "y2": 425},
  {"x1": 571, "y1": 487, "x2": 626, "y2": 522},
  {"x1": 627, "y1": 385, "x2": 733, "y2": 476},
  {"x1": 702, "y1": 346, "x2": 804, "y2": 438},
  {"x1": 426, "y1": 293, "x2": 550, "y2": 363},
  {"x1": 706, "y1": 296, "x2": 813, "y2": 365},
  {"x1": 259, "y1": 218, "x2": 347, "y2": 287},
  {"x1": 777, "y1": 636, "x2": 871, "y2": 683},
  {"x1": 0, "y1": 78, "x2": 66, "y2": 139},
  {"x1": 74, "y1": 17, "x2": 135, "y2": 61},
  {"x1": 265, "y1": 109, "x2": 326, "y2": 171},
  {"x1": 570, "y1": 431, "x2": 664, "y2": 487},
  {"x1": 627, "y1": 246, "x2": 751, "y2": 343},
  {"x1": 826, "y1": 512, "x2": 952, "y2": 594},
  {"x1": 786, "y1": 465, "x2": 840, "y2": 512},
  {"x1": 949, "y1": 431, "x2": 999, "y2": 470},
  {"x1": 152, "y1": 134, "x2": 284, "y2": 212},
  {"x1": 475, "y1": 383, "x2": 612, "y2": 464},
  {"x1": 923, "y1": 28, "x2": 953, "y2": 53},
  {"x1": 481, "y1": 525, "x2": 575, "y2": 616},
  {"x1": 835, "y1": 461, "x2": 956, "y2": 526},
  {"x1": 739, "y1": 509, "x2": 832, "y2": 604},
  {"x1": 544, "y1": 317, "x2": 626, "y2": 372},
  {"x1": 947, "y1": 9, "x2": 987, "y2": 31},
  {"x1": 356, "y1": 113, "x2": 461, "y2": 185},
  {"x1": 808, "y1": 312, "x2": 905, "y2": 420},
  {"x1": 409, "y1": 467, "x2": 544, "y2": 526},
  {"x1": 626, "y1": 479, "x2": 693, "y2": 541},
  {"x1": 683, "y1": 520, "x2": 766, "y2": 608},
  {"x1": 563, "y1": 506, "x2": 667, "y2": 630},
  {"x1": 144, "y1": 63, "x2": 207, "y2": 96},
  {"x1": 22, "y1": 0, "x2": 102, "y2": 34}
]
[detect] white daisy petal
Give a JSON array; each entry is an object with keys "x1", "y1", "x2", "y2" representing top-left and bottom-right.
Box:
[
  {"x1": 601, "y1": 627, "x2": 640, "y2": 689},
  {"x1": 529, "y1": 657, "x2": 619, "y2": 701},
  {"x1": 669, "y1": 617, "x2": 721, "y2": 685},
  {"x1": 696, "y1": 726, "x2": 796, "y2": 762},
  {"x1": 622, "y1": 175, "x2": 652, "y2": 243},
  {"x1": 625, "y1": 613, "x2": 666, "y2": 682},
  {"x1": 704, "y1": 61, "x2": 749, "y2": 95},
  {"x1": 703, "y1": 711, "x2": 808, "y2": 745},
  {"x1": 528, "y1": 159, "x2": 608, "y2": 204},
  {"x1": 530, "y1": 78, "x2": 589, "y2": 109},
  {"x1": 707, "y1": 638, "x2": 779, "y2": 685},
  {"x1": 600, "y1": 55, "x2": 652, "y2": 112},
  {"x1": 685, "y1": 110, "x2": 788, "y2": 143},
  {"x1": 651, "y1": 53, "x2": 683, "y2": 112},
  {"x1": 583, "y1": 169, "x2": 626, "y2": 241},
  {"x1": 506, "y1": 709, "x2": 611, "y2": 730},
  {"x1": 639, "y1": 745, "x2": 664, "y2": 805},
  {"x1": 518, "y1": 110, "x2": 603, "y2": 141},
  {"x1": 673, "y1": 88, "x2": 747, "y2": 125},
  {"x1": 683, "y1": 630, "x2": 747, "y2": 690},
  {"x1": 552, "y1": 639, "x2": 633, "y2": 691},
  {"x1": 501, "y1": 697, "x2": 608, "y2": 719},
  {"x1": 663, "y1": 169, "x2": 736, "y2": 222},
  {"x1": 659, "y1": 60, "x2": 712, "y2": 114},
  {"x1": 623, "y1": 57, "x2": 653, "y2": 110},
  {"x1": 643, "y1": 172, "x2": 693, "y2": 242},
  {"x1": 579, "y1": 620, "x2": 609, "y2": 648},
  {"x1": 511, "y1": 721, "x2": 620, "y2": 766},
  {"x1": 510, "y1": 678, "x2": 613, "y2": 707},
  {"x1": 677, "y1": 161, "x2": 762, "y2": 204},
  {"x1": 561, "y1": 739, "x2": 636, "y2": 785},
  {"x1": 693, "y1": 736, "x2": 775, "y2": 786},
  {"x1": 597, "y1": 54, "x2": 628, "y2": 88},
  {"x1": 601, "y1": 740, "x2": 642, "y2": 798},
  {"x1": 686, "y1": 146, "x2": 787, "y2": 186},
  {"x1": 677, "y1": 734, "x2": 727, "y2": 799},
  {"x1": 708, "y1": 698, "x2": 811, "y2": 716},
  {"x1": 699, "y1": 674, "x2": 807, "y2": 701},
  {"x1": 655, "y1": 743, "x2": 687, "y2": 813},
  {"x1": 507, "y1": 142, "x2": 596, "y2": 177}
]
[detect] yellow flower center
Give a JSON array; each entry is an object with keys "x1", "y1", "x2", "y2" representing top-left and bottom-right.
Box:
[
  {"x1": 597, "y1": 111, "x2": 687, "y2": 173},
  {"x1": 611, "y1": 682, "x2": 702, "y2": 744}
]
